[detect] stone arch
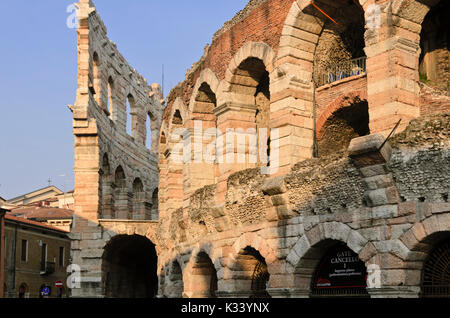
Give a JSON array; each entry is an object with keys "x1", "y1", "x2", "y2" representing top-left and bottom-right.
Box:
[
  {"x1": 286, "y1": 222, "x2": 372, "y2": 294},
  {"x1": 417, "y1": 1, "x2": 449, "y2": 91},
  {"x1": 183, "y1": 245, "x2": 221, "y2": 298},
  {"x1": 216, "y1": 43, "x2": 274, "y2": 173},
  {"x1": 230, "y1": 232, "x2": 277, "y2": 265},
  {"x1": 91, "y1": 51, "x2": 102, "y2": 106},
  {"x1": 222, "y1": 233, "x2": 277, "y2": 297},
  {"x1": 169, "y1": 98, "x2": 189, "y2": 131},
  {"x1": 102, "y1": 234, "x2": 158, "y2": 298},
  {"x1": 222, "y1": 41, "x2": 275, "y2": 99},
  {"x1": 391, "y1": 0, "x2": 435, "y2": 25},
  {"x1": 316, "y1": 90, "x2": 369, "y2": 156},
  {"x1": 184, "y1": 70, "x2": 219, "y2": 199},
  {"x1": 189, "y1": 68, "x2": 220, "y2": 113},
  {"x1": 164, "y1": 258, "x2": 184, "y2": 298}
]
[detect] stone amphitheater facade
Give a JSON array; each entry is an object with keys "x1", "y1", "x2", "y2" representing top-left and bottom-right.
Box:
[{"x1": 70, "y1": 0, "x2": 450, "y2": 298}]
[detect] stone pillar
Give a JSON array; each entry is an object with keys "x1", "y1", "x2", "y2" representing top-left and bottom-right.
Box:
[
  {"x1": 115, "y1": 190, "x2": 131, "y2": 220},
  {"x1": 183, "y1": 119, "x2": 217, "y2": 206},
  {"x1": 365, "y1": 8, "x2": 421, "y2": 135},
  {"x1": 214, "y1": 102, "x2": 258, "y2": 203},
  {"x1": 270, "y1": 68, "x2": 315, "y2": 175}
]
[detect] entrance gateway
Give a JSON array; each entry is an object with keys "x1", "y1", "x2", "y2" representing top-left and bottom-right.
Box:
[{"x1": 312, "y1": 243, "x2": 368, "y2": 297}]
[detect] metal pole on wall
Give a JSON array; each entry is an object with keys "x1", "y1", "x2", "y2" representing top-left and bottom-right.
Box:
[{"x1": 0, "y1": 208, "x2": 6, "y2": 298}]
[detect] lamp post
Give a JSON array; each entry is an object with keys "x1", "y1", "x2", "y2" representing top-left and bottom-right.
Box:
[{"x1": 0, "y1": 207, "x2": 7, "y2": 298}]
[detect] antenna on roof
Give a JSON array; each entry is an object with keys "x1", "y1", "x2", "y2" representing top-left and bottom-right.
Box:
[{"x1": 47, "y1": 178, "x2": 52, "y2": 187}]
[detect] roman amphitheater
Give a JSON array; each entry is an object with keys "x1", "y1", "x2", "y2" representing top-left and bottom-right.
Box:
[{"x1": 69, "y1": 0, "x2": 449, "y2": 298}]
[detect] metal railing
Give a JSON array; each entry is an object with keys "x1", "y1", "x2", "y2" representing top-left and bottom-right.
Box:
[{"x1": 319, "y1": 56, "x2": 367, "y2": 86}]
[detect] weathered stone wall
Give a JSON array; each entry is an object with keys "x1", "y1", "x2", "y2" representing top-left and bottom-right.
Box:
[
  {"x1": 70, "y1": 0, "x2": 163, "y2": 298},
  {"x1": 420, "y1": 83, "x2": 450, "y2": 116},
  {"x1": 158, "y1": 113, "x2": 450, "y2": 298},
  {"x1": 70, "y1": 0, "x2": 450, "y2": 299}
]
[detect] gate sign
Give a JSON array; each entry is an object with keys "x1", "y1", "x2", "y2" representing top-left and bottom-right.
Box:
[
  {"x1": 313, "y1": 244, "x2": 367, "y2": 290},
  {"x1": 55, "y1": 281, "x2": 63, "y2": 288}
]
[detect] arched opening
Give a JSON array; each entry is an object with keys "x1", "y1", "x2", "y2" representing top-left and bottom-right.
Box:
[
  {"x1": 126, "y1": 94, "x2": 136, "y2": 137},
  {"x1": 309, "y1": 241, "x2": 368, "y2": 297},
  {"x1": 107, "y1": 76, "x2": 114, "y2": 116},
  {"x1": 317, "y1": 100, "x2": 369, "y2": 157},
  {"x1": 232, "y1": 246, "x2": 270, "y2": 298},
  {"x1": 100, "y1": 154, "x2": 114, "y2": 219},
  {"x1": 419, "y1": 1, "x2": 450, "y2": 91},
  {"x1": 160, "y1": 132, "x2": 167, "y2": 145},
  {"x1": 172, "y1": 110, "x2": 183, "y2": 125},
  {"x1": 132, "y1": 178, "x2": 148, "y2": 220},
  {"x1": 189, "y1": 82, "x2": 217, "y2": 193},
  {"x1": 91, "y1": 52, "x2": 101, "y2": 105},
  {"x1": 230, "y1": 57, "x2": 271, "y2": 168},
  {"x1": 146, "y1": 112, "x2": 156, "y2": 151},
  {"x1": 102, "y1": 234, "x2": 158, "y2": 298},
  {"x1": 18, "y1": 283, "x2": 28, "y2": 298},
  {"x1": 312, "y1": 0, "x2": 366, "y2": 87},
  {"x1": 421, "y1": 232, "x2": 450, "y2": 298},
  {"x1": 188, "y1": 252, "x2": 218, "y2": 298},
  {"x1": 114, "y1": 166, "x2": 128, "y2": 219},
  {"x1": 166, "y1": 260, "x2": 184, "y2": 298},
  {"x1": 151, "y1": 188, "x2": 159, "y2": 220}
]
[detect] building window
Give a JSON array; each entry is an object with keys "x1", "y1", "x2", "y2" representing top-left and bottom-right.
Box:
[
  {"x1": 21, "y1": 240, "x2": 28, "y2": 262},
  {"x1": 59, "y1": 247, "x2": 65, "y2": 267}
]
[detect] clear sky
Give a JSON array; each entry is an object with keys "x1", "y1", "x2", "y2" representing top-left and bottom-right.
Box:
[{"x1": 0, "y1": 0, "x2": 248, "y2": 200}]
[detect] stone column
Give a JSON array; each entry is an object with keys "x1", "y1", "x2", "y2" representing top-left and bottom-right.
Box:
[
  {"x1": 214, "y1": 102, "x2": 258, "y2": 202},
  {"x1": 269, "y1": 69, "x2": 315, "y2": 175},
  {"x1": 365, "y1": 5, "x2": 421, "y2": 135}
]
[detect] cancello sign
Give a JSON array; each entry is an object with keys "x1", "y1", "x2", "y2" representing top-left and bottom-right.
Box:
[{"x1": 313, "y1": 244, "x2": 367, "y2": 290}]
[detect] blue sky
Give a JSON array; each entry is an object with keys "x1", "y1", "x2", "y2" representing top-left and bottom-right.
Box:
[{"x1": 0, "y1": 0, "x2": 248, "y2": 199}]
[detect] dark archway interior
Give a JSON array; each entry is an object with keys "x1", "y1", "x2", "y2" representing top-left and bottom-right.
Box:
[
  {"x1": 232, "y1": 57, "x2": 271, "y2": 167},
  {"x1": 236, "y1": 247, "x2": 270, "y2": 298},
  {"x1": 421, "y1": 232, "x2": 450, "y2": 298},
  {"x1": 166, "y1": 260, "x2": 184, "y2": 298},
  {"x1": 192, "y1": 252, "x2": 218, "y2": 298},
  {"x1": 312, "y1": 0, "x2": 366, "y2": 86},
  {"x1": 310, "y1": 241, "x2": 368, "y2": 297},
  {"x1": 102, "y1": 235, "x2": 158, "y2": 298},
  {"x1": 318, "y1": 101, "x2": 369, "y2": 157},
  {"x1": 419, "y1": 0, "x2": 450, "y2": 90}
]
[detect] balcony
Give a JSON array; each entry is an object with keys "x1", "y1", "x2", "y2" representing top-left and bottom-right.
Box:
[
  {"x1": 318, "y1": 57, "x2": 367, "y2": 87},
  {"x1": 40, "y1": 261, "x2": 55, "y2": 276}
]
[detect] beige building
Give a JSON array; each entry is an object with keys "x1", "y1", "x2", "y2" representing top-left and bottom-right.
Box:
[
  {"x1": 3, "y1": 213, "x2": 71, "y2": 298},
  {"x1": 6, "y1": 186, "x2": 74, "y2": 210},
  {"x1": 9, "y1": 207, "x2": 74, "y2": 233}
]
